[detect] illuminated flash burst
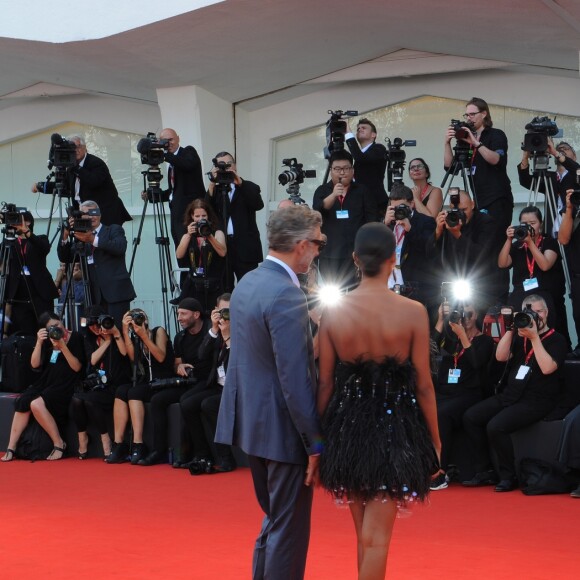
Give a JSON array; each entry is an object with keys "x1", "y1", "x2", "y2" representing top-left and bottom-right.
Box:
[{"x1": 317, "y1": 284, "x2": 343, "y2": 307}]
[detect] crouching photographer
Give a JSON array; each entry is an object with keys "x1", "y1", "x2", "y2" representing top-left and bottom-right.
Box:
[
  {"x1": 183, "y1": 294, "x2": 236, "y2": 475},
  {"x1": 430, "y1": 300, "x2": 494, "y2": 489},
  {"x1": 462, "y1": 295, "x2": 568, "y2": 492},
  {"x1": 172, "y1": 200, "x2": 227, "y2": 315},
  {"x1": 71, "y1": 306, "x2": 131, "y2": 459},
  {"x1": 105, "y1": 309, "x2": 175, "y2": 465}
]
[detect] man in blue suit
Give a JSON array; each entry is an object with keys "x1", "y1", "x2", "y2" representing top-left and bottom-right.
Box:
[{"x1": 216, "y1": 205, "x2": 324, "y2": 580}]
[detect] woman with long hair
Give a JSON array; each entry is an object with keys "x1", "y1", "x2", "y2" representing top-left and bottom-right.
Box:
[{"x1": 408, "y1": 157, "x2": 443, "y2": 218}]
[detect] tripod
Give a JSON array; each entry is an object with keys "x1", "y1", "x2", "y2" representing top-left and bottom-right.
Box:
[
  {"x1": 129, "y1": 171, "x2": 177, "y2": 335},
  {"x1": 212, "y1": 181, "x2": 233, "y2": 292},
  {"x1": 285, "y1": 183, "x2": 307, "y2": 206},
  {"x1": 527, "y1": 155, "x2": 571, "y2": 293},
  {"x1": 440, "y1": 144, "x2": 477, "y2": 208}
]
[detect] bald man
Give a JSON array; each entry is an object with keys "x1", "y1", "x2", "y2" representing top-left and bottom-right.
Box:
[{"x1": 159, "y1": 128, "x2": 205, "y2": 246}]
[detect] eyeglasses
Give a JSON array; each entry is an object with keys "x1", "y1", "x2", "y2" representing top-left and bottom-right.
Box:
[
  {"x1": 463, "y1": 111, "x2": 481, "y2": 119},
  {"x1": 331, "y1": 166, "x2": 353, "y2": 173},
  {"x1": 409, "y1": 164, "x2": 426, "y2": 171},
  {"x1": 308, "y1": 238, "x2": 327, "y2": 250},
  {"x1": 464, "y1": 311, "x2": 475, "y2": 320}
]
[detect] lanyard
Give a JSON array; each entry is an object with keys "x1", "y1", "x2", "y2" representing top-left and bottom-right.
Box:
[
  {"x1": 453, "y1": 335, "x2": 475, "y2": 368},
  {"x1": 420, "y1": 184, "x2": 430, "y2": 202},
  {"x1": 524, "y1": 328, "x2": 555, "y2": 365},
  {"x1": 337, "y1": 187, "x2": 348, "y2": 209},
  {"x1": 524, "y1": 236, "x2": 543, "y2": 278},
  {"x1": 17, "y1": 237, "x2": 27, "y2": 261},
  {"x1": 394, "y1": 224, "x2": 406, "y2": 247}
]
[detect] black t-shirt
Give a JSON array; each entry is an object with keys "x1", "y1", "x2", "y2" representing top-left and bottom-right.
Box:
[
  {"x1": 509, "y1": 236, "x2": 565, "y2": 295},
  {"x1": 83, "y1": 332, "x2": 131, "y2": 386},
  {"x1": 500, "y1": 330, "x2": 567, "y2": 404},
  {"x1": 564, "y1": 220, "x2": 580, "y2": 275},
  {"x1": 174, "y1": 320, "x2": 212, "y2": 381},
  {"x1": 471, "y1": 127, "x2": 512, "y2": 208}
]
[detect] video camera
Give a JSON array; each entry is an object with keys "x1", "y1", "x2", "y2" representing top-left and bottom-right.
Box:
[
  {"x1": 278, "y1": 158, "x2": 316, "y2": 205},
  {"x1": 451, "y1": 119, "x2": 475, "y2": 141},
  {"x1": 136, "y1": 132, "x2": 168, "y2": 198},
  {"x1": 324, "y1": 109, "x2": 358, "y2": 159},
  {"x1": 0, "y1": 203, "x2": 27, "y2": 239},
  {"x1": 48, "y1": 133, "x2": 77, "y2": 170},
  {"x1": 207, "y1": 158, "x2": 236, "y2": 187},
  {"x1": 64, "y1": 207, "x2": 95, "y2": 234},
  {"x1": 385, "y1": 137, "x2": 416, "y2": 191},
  {"x1": 522, "y1": 116, "x2": 559, "y2": 155},
  {"x1": 445, "y1": 188, "x2": 466, "y2": 227}
]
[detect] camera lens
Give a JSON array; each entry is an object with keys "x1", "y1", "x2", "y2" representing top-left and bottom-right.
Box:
[{"x1": 48, "y1": 325, "x2": 64, "y2": 340}]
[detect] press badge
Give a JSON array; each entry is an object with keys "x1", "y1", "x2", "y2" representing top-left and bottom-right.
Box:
[
  {"x1": 523, "y1": 278, "x2": 539, "y2": 291},
  {"x1": 87, "y1": 255, "x2": 95, "y2": 265},
  {"x1": 50, "y1": 351, "x2": 60, "y2": 364},
  {"x1": 471, "y1": 166, "x2": 476, "y2": 176},
  {"x1": 22, "y1": 266, "x2": 31, "y2": 276},
  {"x1": 217, "y1": 365, "x2": 226, "y2": 380},
  {"x1": 516, "y1": 365, "x2": 530, "y2": 380},
  {"x1": 448, "y1": 368, "x2": 461, "y2": 384},
  {"x1": 336, "y1": 210, "x2": 349, "y2": 219},
  {"x1": 195, "y1": 267, "x2": 204, "y2": 276}
]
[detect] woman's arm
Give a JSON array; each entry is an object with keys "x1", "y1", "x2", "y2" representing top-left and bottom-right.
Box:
[
  {"x1": 317, "y1": 315, "x2": 336, "y2": 415},
  {"x1": 207, "y1": 229, "x2": 227, "y2": 257}
]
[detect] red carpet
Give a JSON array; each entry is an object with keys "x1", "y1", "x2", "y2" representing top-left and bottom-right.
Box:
[{"x1": 0, "y1": 460, "x2": 578, "y2": 579}]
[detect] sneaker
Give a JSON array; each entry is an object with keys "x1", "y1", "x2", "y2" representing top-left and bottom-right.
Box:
[
  {"x1": 130, "y1": 443, "x2": 147, "y2": 465},
  {"x1": 430, "y1": 472, "x2": 449, "y2": 491}
]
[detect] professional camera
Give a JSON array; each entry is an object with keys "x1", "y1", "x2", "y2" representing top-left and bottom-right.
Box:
[
  {"x1": 513, "y1": 304, "x2": 540, "y2": 329},
  {"x1": 522, "y1": 116, "x2": 559, "y2": 154},
  {"x1": 391, "y1": 283, "x2": 414, "y2": 297},
  {"x1": 82, "y1": 314, "x2": 115, "y2": 329},
  {"x1": 450, "y1": 119, "x2": 474, "y2": 141},
  {"x1": 65, "y1": 207, "x2": 94, "y2": 234},
  {"x1": 324, "y1": 109, "x2": 358, "y2": 159},
  {"x1": 445, "y1": 188, "x2": 466, "y2": 227},
  {"x1": 79, "y1": 371, "x2": 108, "y2": 392},
  {"x1": 0, "y1": 203, "x2": 26, "y2": 228},
  {"x1": 47, "y1": 325, "x2": 64, "y2": 340},
  {"x1": 278, "y1": 158, "x2": 316, "y2": 188},
  {"x1": 448, "y1": 309, "x2": 465, "y2": 324},
  {"x1": 513, "y1": 222, "x2": 534, "y2": 242},
  {"x1": 393, "y1": 204, "x2": 412, "y2": 221},
  {"x1": 188, "y1": 457, "x2": 215, "y2": 475},
  {"x1": 196, "y1": 219, "x2": 213, "y2": 238},
  {"x1": 207, "y1": 158, "x2": 236, "y2": 186},
  {"x1": 385, "y1": 137, "x2": 416, "y2": 190},
  {"x1": 136, "y1": 132, "x2": 169, "y2": 166},
  {"x1": 48, "y1": 133, "x2": 77, "y2": 169},
  {"x1": 129, "y1": 309, "x2": 146, "y2": 326},
  {"x1": 218, "y1": 307, "x2": 230, "y2": 321},
  {"x1": 149, "y1": 368, "x2": 196, "y2": 391}
]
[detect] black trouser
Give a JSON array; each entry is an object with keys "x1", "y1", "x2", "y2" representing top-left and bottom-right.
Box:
[
  {"x1": 225, "y1": 237, "x2": 259, "y2": 292},
  {"x1": 180, "y1": 385, "x2": 222, "y2": 459},
  {"x1": 148, "y1": 386, "x2": 192, "y2": 453},
  {"x1": 200, "y1": 392, "x2": 234, "y2": 461},
  {"x1": 436, "y1": 391, "x2": 481, "y2": 470},
  {"x1": 463, "y1": 395, "x2": 554, "y2": 480},
  {"x1": 71, "y1": 389, "x2": 114, "y2": 435}
]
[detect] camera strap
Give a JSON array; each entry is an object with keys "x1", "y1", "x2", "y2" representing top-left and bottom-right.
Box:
[
  {"x1": 523, "y1": 328, "x2": 554, "y2": 365},
  {"x1": 524, "y1": 235, "x2": 543, "y2": 278}
]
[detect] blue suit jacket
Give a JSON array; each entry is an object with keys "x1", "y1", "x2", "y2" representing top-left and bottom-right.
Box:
[{"x1": 215, "y1": 259, "x2": 321, "y2": 464}]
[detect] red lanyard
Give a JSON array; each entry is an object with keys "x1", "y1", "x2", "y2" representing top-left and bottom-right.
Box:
[
  {"x1": 420, "y1": 184, "x2": 430, "y2": 202},
  {"x1": 17, "y1": 237, "x2": 27, "y2": 260},
  {"x1": 394, "y1": 224, "x2": 406, "y2": 246},
  {"x1": 523, "y1": 328, "x2": 554, "y2": 365},
  {"x1": 453, "y1": 335, "x2": 476, "y2": 368},
  {"x1": 524, "y1": 236, "x2": 542, "y2": 278},
  {"x1": 337, "y1": 187, "x2": 348, "y2": 209}
]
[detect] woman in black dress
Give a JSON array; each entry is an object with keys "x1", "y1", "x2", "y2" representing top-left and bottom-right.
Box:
[
  {"x1": 498, "y1": 205, "x2": 570, "y2": 347},
  {"x1": 72, "y1": 307, "x2": 131, "y2": 459},
  {"x1": 174, "y1": 199, "x2": 227, "y2": 315},
  {"x1": 1, "y1": 312, "x2": 84, "y2": 461},
  {"x1": 408, "y1": 157, "x2": 443, "y2": 218},
  {"x1": 317, "y1": 223, "x2": 440, "y2": 579}
]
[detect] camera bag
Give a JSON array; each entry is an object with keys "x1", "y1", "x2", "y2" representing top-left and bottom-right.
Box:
[
  {"x1": 519, "y1": 457, "x2": 577, "y2": 495},
  {"x1": 0, "y1": 334, "x2": 36, "y2": 393}
]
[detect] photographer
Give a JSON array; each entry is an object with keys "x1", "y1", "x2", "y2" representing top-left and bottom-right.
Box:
[
  {"x1": 176, "y1": 294, "x2": 236, "y2": 473},
  {"x1": 312, "y1": 150, "x2": 379, "y2": 290},
  {"x1": 171, "y1": 200, "x2": 226, "y2": 314},
  {"x1": 57, "y1": 200, "x2": 136, "y2": 327},
  {"x1": 518, "y1": 140, "x2": 579, "y2": 237},
  {"x1": 345, "y1": 118, "x2": 388, "y2": 212},
  {"x1": 206, "y1": 151, "x2": 264, "y2": 291},
  {"x1": 428, "y1": 189, "x2": 497, "y2": 308},
  {"x1": 383, "y1": 184, "x2": 437, "y2": 307},
  {"x1": 138, "y1": 298, "x2": 211, "y2": 467},
  {"x1": 463, "y1": 295, "x2": 567, "y2": 491},
  {"x1": 157, "y1": 128, "x2": 205, "y2": 247},
  {"x1": 498, "y1": 206, "x2": 569, "y2": 349},
  {"x1": 71, "y1": 306, "x2": 130, "y2": 459},
  {"x1": 408, "y1": 157, "x2": 444, "y2": 218},
  {"x1": 105, "y1": 309, "x2": 174, "y2": 465},
  {"x1": 559, "y1": 189, "x2": 580, "y2": 355},
  {"x1": 33, "y1": 135, "x2": 131, "y2": 227},
  {"x1": 1, "y1": 211, "x2": 58, "y2": 336},
  {"x1": 1, "y1": 312, "x2": 84, "y2": 462},
  {"x1": 431, "y1": 301, "x2": 494, "y2": 489}
]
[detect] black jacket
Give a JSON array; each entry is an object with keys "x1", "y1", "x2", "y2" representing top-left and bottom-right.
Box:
[{"x1": 346, "y1": 138, "x2": 388, "y2": 211}]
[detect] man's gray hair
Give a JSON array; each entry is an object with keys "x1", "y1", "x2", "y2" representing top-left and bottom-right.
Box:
[
  {"x1": 267, "y1": 205, "x2": 322, "y2": 253},
  {"x1": 522, "y1": 294, "x2": 547, "y2": 310},
  {"x1": 80, "y1": 200, "x2": 99, "y2": 210},
  {"x1": 68, "y1": 135, "x2": 86, "y2": 146}
]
